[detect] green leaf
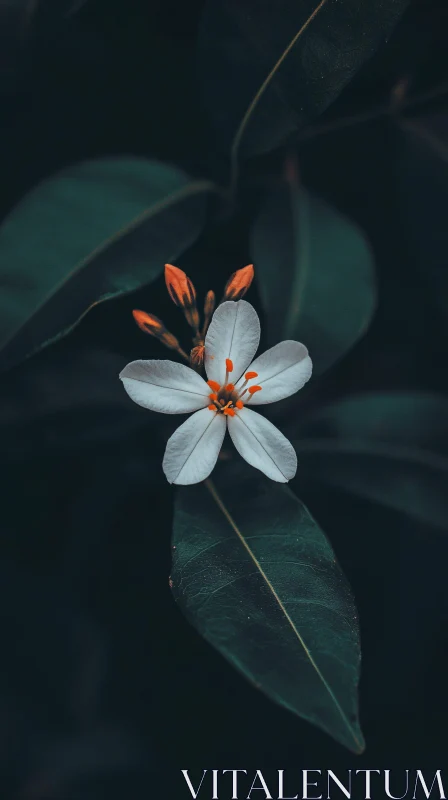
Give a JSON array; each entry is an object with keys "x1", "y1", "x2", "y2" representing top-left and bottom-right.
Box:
[
  {"x1": 251, "y1": 184, "x2": 376, "y2": 374},
  {"x1": 171, "y1": 461, "x2": 364, "y2": 752},
  {"x1": 294, "y1": 392, "x2": 448, "y2": 529},
  {"x1": 198, "y1": 0, "x2": 410, "y2": 164},
  {"x1": 0, "y1": 158, "x2": 213, "y2": 370},
  {"x1": 396, "y1": 114, "x2": 448, "y2": 321}
]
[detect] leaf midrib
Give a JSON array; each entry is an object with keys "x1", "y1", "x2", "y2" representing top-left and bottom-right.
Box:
[
  {"x1": 229, "y1": 0, "x2": 329, "y2": 187},
  {"x1": 205, "y1": 477, "x2": 363, "y2": 752},
  {"x1": 0, "y1": 179, "x2": 216, "y2": 354}
]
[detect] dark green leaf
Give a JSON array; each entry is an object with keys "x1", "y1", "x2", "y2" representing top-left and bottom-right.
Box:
[
  {"x1": 251, "y1": 184, "x2": 376, "y2": 374},
  {"x1": 0, "y1": 158, "x2": 213, "y2": 370},
  {"x1": 294, "y1": 392, "x2": 448, "y2": 529},
  {"x1": 199, "y1": 0, "x2": 410, "y2": 162},
  {"x1": 297, "y1": 392, "x2": 448, "y2": 455},
  {"x1": 171, "y1": 461, "x2": 364, "y2": 752},
  {"x1": 397, "y1": 114, "x2": 448, "y2": 321}
]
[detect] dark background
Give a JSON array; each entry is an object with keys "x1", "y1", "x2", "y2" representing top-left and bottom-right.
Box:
[{"x1": 1, "y1": 0, "x2": 448, "y2": 797}]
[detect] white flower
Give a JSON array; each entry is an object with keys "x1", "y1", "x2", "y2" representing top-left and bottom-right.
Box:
[{"x1": 120, "y1": 300, "x2": 312, "y2": 485}]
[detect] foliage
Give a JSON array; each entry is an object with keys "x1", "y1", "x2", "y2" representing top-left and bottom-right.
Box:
[
  {"x1": 172, "y1": 462, "x2": 364, "y2": 752},
  {"x1": 0, "y1": 0, "x2": 447, "y2": 784}
]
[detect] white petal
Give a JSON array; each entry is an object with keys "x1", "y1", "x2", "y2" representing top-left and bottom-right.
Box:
[
  {"x1": 120, "y1": 360, "x2": 210, "y2": 414},
  {"x1": 239, "y1": 340, "x2": 312, "y2": 405},
  {"x1": 163, "y1": 408, "x2": 226, "y2": 484},
  {"x1": 227, "y1": 407, "x2": 297, "y2": 482},
  {"x1": 204, "y1": 300, "x2": 260, "y2": 385}
]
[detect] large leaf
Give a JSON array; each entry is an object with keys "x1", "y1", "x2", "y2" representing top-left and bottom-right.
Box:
[
  {"x1": 294, "y1": 392, "x2": 448, "y2": 529},
  {"x1": 251, "y1": 184, "x2": 376, "y2": 374},
  {"x1": 0, "y1": 158, "x2": 213, "y2": 370},
  {"x1": 171, "y1": 461, "x2": 364, "y2": 752},
  {"x1": 198, "y1": 0, "x2": 410, "y2": 164}
]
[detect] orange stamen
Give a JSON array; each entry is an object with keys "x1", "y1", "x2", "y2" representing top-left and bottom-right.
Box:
[
  {"x1": 223, "y1": 264, "x2": 254, "y2": 301},
  {"x1": 245, "y1": 371, "x2": 258, "y2": 380},
  {"x1": 223, "y1": 407, "x2": 236, "y2": 417},
  {"x1": 209, "y1": 393, "x2": 218, "y2": 401},
  {"x1": 207, "y1": 380, "x2": 221, "y2": 392},
  {"x1": 236, "y1": 400, "x2": 244, "y2": 409},
  {"x1": 226, "y1": 358, "x2": 234, "y2": 373},
  {"x1": 190, "y1": 343, "x2": 205, "y2": 367},
  {"x1": 208, "y1": 404, "x2": 216, "y2": 411},
  {"x1": 225, "y1": 383, "x2": 235, "y2": 392},
  {"x1": 248, "y1": 385, "x2": 262, "y2": 394}
]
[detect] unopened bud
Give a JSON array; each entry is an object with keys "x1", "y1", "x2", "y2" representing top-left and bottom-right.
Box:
[
  {"x1": 161, "y1": 331, "x2": 183, "y2": 352},
  {"x1": 132, "y1": 309, "x2": 165, "y2": 337},
  {"x1": 223, "y1": 264, "x2": 254, "y2": 301},
  {"x1": 184, "y1": 306, "x2": 200, "y2": 331},
  {"x1": 165, "y1": 264, "x2": 196, "y2": 308},
  {"x1": 165, "y1": 263, "x2": 200, "y2": 331},
  {"x1": 201, "y1": 289, "x2": 216, "y2": 336},
  {"x1": 204, "y1": 290, "x2": 215, "y2": 318},
  {"x1": 132, "y1": 309, "x2": 188, "y2": 360}
]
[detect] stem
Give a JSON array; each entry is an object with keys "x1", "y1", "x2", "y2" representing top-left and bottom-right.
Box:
[
  {"x1": 229, "y1": 0, "x2": 329, "y2": 194},
  {"x1": 295, "y1": 81, "x2": 448, "y2": 144}
]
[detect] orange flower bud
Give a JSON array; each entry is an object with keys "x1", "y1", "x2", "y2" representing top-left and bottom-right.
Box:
[
  {"x1": 132, "y1": 310, "x2": 165, "y2": 337},
  {"x1": 223, "y1": 264, "x2": 254, "y2": 301},
  {"x1": 165, "y1": 264, "x2": 196, "y2": 308},
  {"x1": 204, "y1": 290, "x2": 215, "y2": 318},
  {"x1": 201, "y1": 289, "x2": 216, "y2": 337},
  {"x1": 132, "y1": 309, "x2": 188, "y2": 361},
  {"x1": 184, "y1": 306, "x2": 200, "y2": 331},
  {"x1": 161, "y1": 331, "x2": 183, "y2": 351}
]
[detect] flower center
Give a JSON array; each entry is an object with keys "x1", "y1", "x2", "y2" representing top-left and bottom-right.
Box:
[{"x1": 207, "y1": 360, "x2": 262, "y2": 415}]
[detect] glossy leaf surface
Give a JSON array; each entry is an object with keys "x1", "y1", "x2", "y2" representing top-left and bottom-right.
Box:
[
  {"x1": 199, "y1": 0, "x2": 410, "y2": 159},
  {"x1": 171, "y1": 461, "x2": 364, "y2": 752},
  {"x1": 0, "y1": 158, "x2": 211, "y2": 370},
  {"x1": 295, "y1": 392, "x2": 448, "y2": 529},
  {"x1": 251, "y1": 184, "x2": 376, "y2": 374}
]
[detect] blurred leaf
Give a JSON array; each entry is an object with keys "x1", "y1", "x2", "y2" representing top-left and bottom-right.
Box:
[
  {"x1": 294, "y1": 392, "x2": 448, "y2": 529},
  {"x1": 0, "y1": 158, "x2": 213, "y2": 370},
  {"x1": 198, "y1": 0, "x2": 410, "y2": 162},
  {"x1": 397, "y1": 113, "x2": 448, "y2": 321},
  {"x1": 297, "y1": 391, "x2": 448, "y2": 454},
  {"x1": 251, "y1": 183, "x2": 376, "y2": 374},
  {"x1": 171, "y1": 461, "x2": 364, "y2": 752},
  {"x1": 0, "y1": 348, "x2": 129, "y2": 429}
]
